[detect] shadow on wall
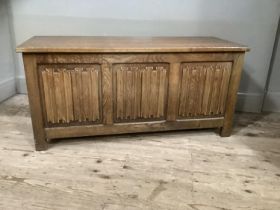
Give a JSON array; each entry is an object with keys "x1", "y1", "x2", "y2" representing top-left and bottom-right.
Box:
[{"x1": 262, "y1": 16, "x2": 280, "y2": 113}]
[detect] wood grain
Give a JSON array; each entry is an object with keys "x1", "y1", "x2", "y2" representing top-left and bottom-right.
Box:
[
  {"x1": 102, "y1": 63, "x2": 113, "y2": 125},
  {"x1": 22, "y1": 54, "x2": 47, "y2": 151},
  {"x1": 45, "y1": 117, "x2": 224, "y2": 139},
  {"x1": 40, "y1": 64, "x2": 101, "y2": 125},
  {"x1": 16, "y1": 36, "x2": 249, "y2": 53},
  {"x1": 113, "y1": 64, "x2": 169, "y2": 122},
  {"x1": 89, "y1": 68, "x2": 100, "y2": 121},
  {"x1": 166, "y1": 63, "x2": 181, "y2": 121},
  {"x1": 63, "y1": 70, "x2": 74, "y2": 122},
  {"x1": 18, "y1": 36, "x2": 248, "y2": 150},
  {"x1": 36, "y1": 53, "x2": 237, "y2": 64},
  {"x1": 221, "y1": 54, "x2": 245, "y2": 136},
  {"x1": 178, "y1": 62, "x2": 232, "y2": 118}
]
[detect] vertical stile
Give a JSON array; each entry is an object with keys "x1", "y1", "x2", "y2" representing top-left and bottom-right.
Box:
[
  {"x1": 63, "y1": 69, "x2": 74, "y2": 123},
  {"x1": 88, "y1": 68, "x2": 93, "y2": 121},
  {"x1": 91, "y1": 68, "x2": 100, "y2": 121},
  {"x1": 75, "y1": 68, "x2": 84, "y2": 122},
  {"x1": 219, "y1": 65, "x2": 232, "y2": 114},
  {"x1": 136, "y1": 69, "x2": 142, "y2": 118},
  {"x1": 77, "y1": 68, "x2": 83, "y2": 122},
  {"x1": 178, "y1": 68, "x2": 186, "y2": 116},
  {"x1": 101, "y1": 62, "x2": 113, "y2": 125},
  {"x1": 116, "y1": 68, "x2": 123, "y2": 120},
  {"x1": 122, "y1": 69, "x2": 127, "y2": 119},
  {"x1": 193, "y1": 67, "x2": 200, "y2": 116},
  {"x1": 126, "y1": 70, "x2": 133, "y2": 119},
  {"x1": 201, "y1": 66, "x2": 211, "y2": 115},
  {"x1": 214, "y1": 67, "x2": 224, "y2": 114},
  {"x1": 73, "y1": 68, "x2": 82, "y2": 122},
  {"x1": 206, "y1": 66, "x2": 215, "y2": 115},
  {"x1": 141, "y1": 68, "x2": 147, "y2": 118},
  {"x1": 210, "y1": 68, "x2": 220, "y2": 114},
  {"x1": 42, "y1": 69, "x2": 53, "y2": 123},
  {"x1": 48, "y1": 68, "x2": 56, "y2": 123},
  {"x1": 150, "y1": 69, "x2": 158, "y2": 118},
  {"x1": 154, "y1": 69, "x2": 160, "y2": 118},
  {"x1": 133, "y1": 69, "x2": 139, "y2": 120},
  {"x1": 157, "y1": 69, "x2": 166, "y2": 117},
  {"x1": 183, "y1": 67, "x2": 191, "y2": 117},
  {"x1": 59, "y1": 69, "x2": 67, "y2": 123},
  {"x1": 146, "y1": 67, "x2": 152, "y2": 117},
  {"x1": 182, "y1": 66, "x2": 192, "y2": 116},
  {"x1": 131, "y1": 69, "x2": 137, "y2": 120},
  {"x1": 194, "y1": 68, "x2": 201, "y2": 116},
  {"x1": 71, "y1": 69, "x2": 78, "y2": 121},
  {"x1": 53, "y1": 70, "x2": 62, "y2": 123},
  {"x1": 82, "y1": 69, "x2": 90, "y2": 121},
  {"x1": 188, "y1": 68, "x2": 197, "y2": 117},
  {"x1": 198, "y1": 66, "x2": 207, "y2": 116}
]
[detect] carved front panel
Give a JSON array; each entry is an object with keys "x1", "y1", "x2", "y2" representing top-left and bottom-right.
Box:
[
  {"x1": 178, "y1": 62, "x2": 232, "y2": 118},
  {"x1": 40, "y1": 64, "x2": 101, "y2": 125},
  {"x1": 113, "y1": 63, "x2": 169, "y2": 122}
]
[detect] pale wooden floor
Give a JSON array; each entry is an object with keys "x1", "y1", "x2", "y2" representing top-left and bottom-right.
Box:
[{"x1": 0, "y1": 95, "x2": 280, "y2": 210}]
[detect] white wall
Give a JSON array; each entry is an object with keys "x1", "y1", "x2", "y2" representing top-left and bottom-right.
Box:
[
  {"x1": 0, "y1": 0, "x2": 16, "y2": 102},
  {"x1": 8, "y1": 0, "x2": 280, "y2": 112}
]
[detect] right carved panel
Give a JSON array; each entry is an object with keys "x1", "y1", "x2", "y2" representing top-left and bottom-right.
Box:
[{"x1": 178, "y1": 62, "x2": 232, "y2": 118}]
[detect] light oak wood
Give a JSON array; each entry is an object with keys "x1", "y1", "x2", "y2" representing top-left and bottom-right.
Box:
[
  {"x1": 102, "y1": 63, "x2": 113, "y2": 125},
  {"x1": 35, "y1": 53, "x2": 236, "y2": 64},
  {"x1": 17, "y1": 36, "x2": 249, "y2": 150},
  {"x1": 113, "y1": 64, "x2": 168, "y2": 122},
  {"x1": 221, "y1": 53, "x2": 245, "y2": 136},
  {"x1": 178, "y1": 62, "x2": 232, "y2": 118},
  {"x1": 166, "y1": 62, "x2": 181, "y2": 121},
  {"x1": 22, "y1": 54, "x2": 48, "y2": 151},
  {"x1": 16, "y1": 36, "x2": 249, "y2": 53},
  {"x1": 40, "y1": 65, "x2": 101, "y2": 125},
  {"x1": 45, "y1": 118, "x2": 224, "y2": 139}
]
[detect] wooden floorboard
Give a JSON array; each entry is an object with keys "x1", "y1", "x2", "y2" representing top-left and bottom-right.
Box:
[{"x1": 0, "y1": 95, "x2": 280, "y2": 210}]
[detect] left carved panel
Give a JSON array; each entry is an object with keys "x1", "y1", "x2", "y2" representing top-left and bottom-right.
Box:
[{"x1": 39, "y1": 64, "x2": 101, "y2": 126}]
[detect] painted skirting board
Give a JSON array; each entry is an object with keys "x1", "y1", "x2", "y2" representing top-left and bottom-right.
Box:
[
  {"x1": 263, "y1": 92, "x2": 280, "y2": 113},
  {"x1": 235, "y1": 92, "x2": 264, "y2": 113},
  {"x1": 0, "y1": 77, "x2": 16, "y2": 102}
]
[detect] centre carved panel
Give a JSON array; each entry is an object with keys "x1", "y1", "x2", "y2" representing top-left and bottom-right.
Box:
[{"x1": 113, "y1": 63, "x2": 169, "y2": 122}]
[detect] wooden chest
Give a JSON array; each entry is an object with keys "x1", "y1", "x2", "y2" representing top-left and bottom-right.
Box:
[{"x1": 16, "y1": 36, "x2": 249, "y2": 150}]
